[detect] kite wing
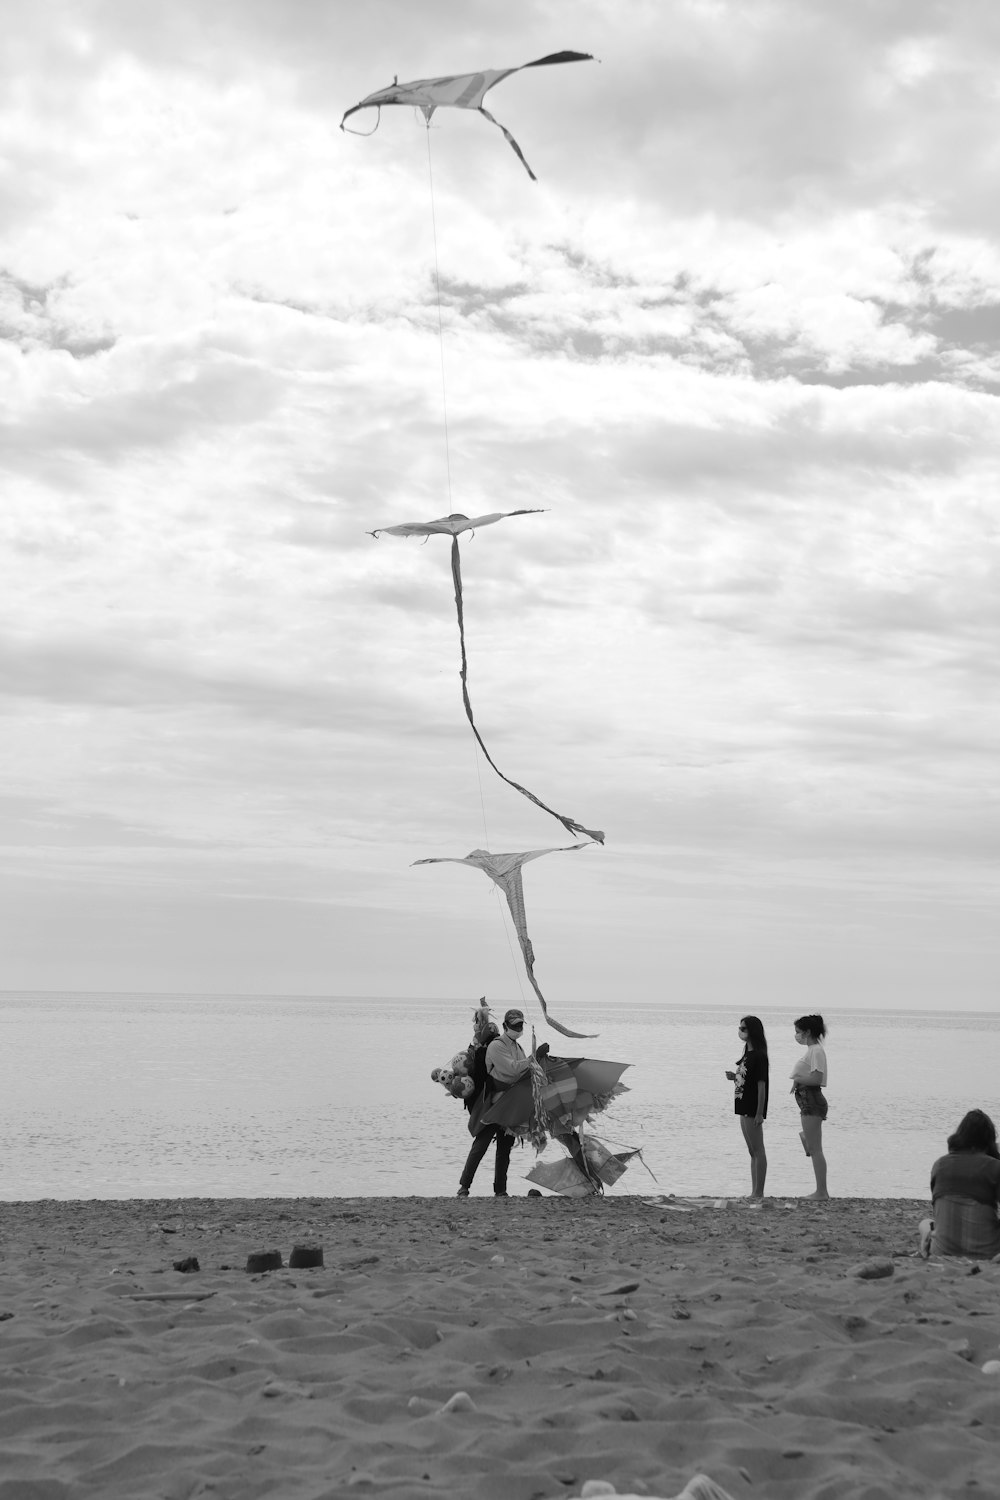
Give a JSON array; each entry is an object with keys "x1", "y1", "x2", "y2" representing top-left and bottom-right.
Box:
[
  {"x1": 524, "y1": 1157, "x2": 597, "y2": 1197},
  {"x1": 413, "y1": 846, "x2": 595, "y2": 1038},
  {"x1": 481, "y1": 1057, "x2": 630, "y2": 1131},
  {"x1": 341, "y1": 51, "x2": 594, "y2": 180},
  {"x1": 371, "y1": 512, "x2": 604, "y2": 845},
  {"x1": 524, "y1": 1142, "x2": 642, "y2": 1197},
  {"x1": 368, "y1": 509, "x2": 544, "y2": 540}
]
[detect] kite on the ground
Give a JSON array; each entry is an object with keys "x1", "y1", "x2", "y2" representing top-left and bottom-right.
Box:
[
  {"x1": 341, "y1": 51, "x2": 594, "y2": 180},
  {"x1": 413, "y1": 845, "x2": 594, "y2": 1038},
  {"x1": 370, "y1": 511, "x2": 604, "y2": 845},
  {"x1": 524, "y1": 1144, "x2": 643, "y2": 1197}
]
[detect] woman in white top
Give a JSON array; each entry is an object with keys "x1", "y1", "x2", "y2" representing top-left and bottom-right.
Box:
[{"x1": 790, "y1": 1013, "x2": 829, "y2": 1200}]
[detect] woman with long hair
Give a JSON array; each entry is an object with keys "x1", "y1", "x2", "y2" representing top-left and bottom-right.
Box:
[
  {"x1": 791, "y1": 1014, "x2": 829, "y2": 1200},
  {"x1": 726, "y1": 1015, "x2": 769, "y2": 1199},
  {"x1": 919, "y1": 1109, "x2": 1000, "y2": 1259}
]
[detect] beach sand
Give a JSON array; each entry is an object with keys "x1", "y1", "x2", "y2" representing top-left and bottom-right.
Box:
[{"x1": 1, "y1": 1194, "x2": 998, "y2": 1499}]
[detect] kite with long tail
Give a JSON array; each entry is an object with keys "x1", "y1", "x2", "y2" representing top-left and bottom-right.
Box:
[
  {"x1": 341, "y1": 51, "x2": 594, "y2": 180},
  {"x1": 413, "y1": 845, "x2": 596, "y2": 1039},
  {"x1": 369, "y1": 511, "x2": 604, "y2": 845},
  {"x1": 353, "y1": 54, "x2": 614, "y2": 1062}
]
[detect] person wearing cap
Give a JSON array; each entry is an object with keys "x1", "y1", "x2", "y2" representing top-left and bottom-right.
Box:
[{"x1": 457, "y1": 1009, "x2": 536, "y2": 1198}]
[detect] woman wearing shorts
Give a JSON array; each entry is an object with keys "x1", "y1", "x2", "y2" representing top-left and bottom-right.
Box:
[{"x1": 791, "y1": 1013, "x2": 829, "y2": 1199}]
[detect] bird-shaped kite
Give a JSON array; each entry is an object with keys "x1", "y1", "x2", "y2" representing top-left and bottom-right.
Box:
[
  {"x1": 412, "y1": 844, "x2": 595, "y2": 1038},
  {"x1": 341, "y1": 51, "x2": 594, "y2": 180},
  {"x1": 370, "y1": 511, "x2": 604, "y2": 845}
]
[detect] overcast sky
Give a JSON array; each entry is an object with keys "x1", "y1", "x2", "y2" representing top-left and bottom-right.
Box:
[{"x1": 2, "y1": 0, "x2": 998, "y2": 1017}]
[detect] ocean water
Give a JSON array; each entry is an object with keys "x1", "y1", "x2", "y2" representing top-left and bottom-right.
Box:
[{"x1": 0, "y1": 993, "x2": 994, "y2": 1202}]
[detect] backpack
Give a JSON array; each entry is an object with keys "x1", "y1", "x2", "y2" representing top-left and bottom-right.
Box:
[{"x1": 465, "y1": 1042, "x2": 491, "y2": 1112}]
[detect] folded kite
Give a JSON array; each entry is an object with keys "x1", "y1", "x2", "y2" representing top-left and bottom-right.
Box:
[
  {"x1": 341, "y1": 51, "x2": 595, "y2": 180},
  {"x1": 482, "y1": 1057, "x2": 630, "y2": 1133},
  {"x1": 524, "y1": 1142, "x2": 642, "y2": 1196},
  {"x1": 371, "y1": 512, "x2": 604, "y2": 845},
  {"x1": 412, "y1": 845, "x2": 595, "y2": 1038}
]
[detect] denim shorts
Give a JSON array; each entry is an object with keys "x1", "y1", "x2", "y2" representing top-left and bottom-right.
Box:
[{"x1": 794, "y1": 1085, "x2": 828, "y2": 1119}]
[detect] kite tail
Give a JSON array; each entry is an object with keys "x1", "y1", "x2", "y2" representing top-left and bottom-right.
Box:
[
  {"x1": 524, "y1": 972, "x2": 595, "y2": 1040},
  {"x1": 477, "y1": 105, "x2": 536, "y2": 180},
  {"x1": 341, "y1": 104, "x2": 383, "y2": 137},
  {"x1": 505, "y1": 864, "x2": 596, "y2": 1039},
  {"x1": 527, "y1": 1057, "x2": 550, "y2": 1150},
  {"x1": 450, "y1": 537, "x2": 605, "y2": 844}
]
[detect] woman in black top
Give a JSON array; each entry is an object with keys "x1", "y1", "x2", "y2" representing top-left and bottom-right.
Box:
[{"x1": 726, "y1": 1015, "x2": 769, "y2": 1200}]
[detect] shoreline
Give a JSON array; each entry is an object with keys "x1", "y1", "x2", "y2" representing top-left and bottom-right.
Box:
[{"x1": 2, "y1": 1197, "x2": 995, "y2": 1499}]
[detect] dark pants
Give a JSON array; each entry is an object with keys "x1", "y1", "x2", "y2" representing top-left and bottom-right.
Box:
[{"x1": 460, "y1": 1125, "x2": 514, "y2": 1194}]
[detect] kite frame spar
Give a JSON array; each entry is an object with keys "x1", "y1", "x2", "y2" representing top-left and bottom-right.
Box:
[{"x1": 340, "y1": 50, "x2": 594, "y2": 180}]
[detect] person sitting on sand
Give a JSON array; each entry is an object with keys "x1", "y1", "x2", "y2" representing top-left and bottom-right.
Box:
[
  {"x1": 919, "y1": 1109, "x2": 1000, "y2": 1260},
  {"x1": 726, "y1": 1015, "x2": 768, "y2": 1199},
  {"x1": 790, "y1": 1014, "x2": 829, "y2": 1200}
]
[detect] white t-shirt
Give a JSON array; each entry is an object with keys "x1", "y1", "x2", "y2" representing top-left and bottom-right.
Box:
[{"x1": 791, "y1": 1043, "x2": 827, "y2": 1087}]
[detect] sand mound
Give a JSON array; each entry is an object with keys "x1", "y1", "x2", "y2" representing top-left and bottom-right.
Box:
[{"x1": 1, "y1": 1195, "x2": 997, "y2": 1498}]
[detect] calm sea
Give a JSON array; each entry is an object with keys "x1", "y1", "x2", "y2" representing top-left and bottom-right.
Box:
[{"x1": 0, "y1": 994, "x2": 994, "y2": 1202}]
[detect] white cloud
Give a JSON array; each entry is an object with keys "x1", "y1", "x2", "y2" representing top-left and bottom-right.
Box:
[{"x1": 0, "y1": 0, "x2": 998, "y2": 1006}]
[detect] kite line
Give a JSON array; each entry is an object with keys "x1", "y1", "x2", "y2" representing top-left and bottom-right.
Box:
[
  {"x1": 357, "y1": 52, "x2": 604, "y2": 843},
  {"x1": 349, "y1": 51, "x2": 615, "y2": 1058},
  {"x1": 424, "y1": 125, "x2": 453, "y2": 507}
]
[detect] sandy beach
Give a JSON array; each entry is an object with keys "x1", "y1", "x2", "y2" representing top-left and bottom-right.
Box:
[{"x1": 1, "y1": 1194, "x2": 998, "y2": 1499}]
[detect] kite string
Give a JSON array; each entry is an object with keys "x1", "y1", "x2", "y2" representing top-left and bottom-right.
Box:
[
  {"x1": 425, "y1": 124, "x2": 453, "y2": 506},
  {"x1": 423, "y1": 141, "x2": 491, "y2": 856}
]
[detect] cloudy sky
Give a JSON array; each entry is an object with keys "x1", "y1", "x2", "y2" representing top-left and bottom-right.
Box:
[{"x1": 3, "y1": 0, "x2": 998, "y2": 1016}]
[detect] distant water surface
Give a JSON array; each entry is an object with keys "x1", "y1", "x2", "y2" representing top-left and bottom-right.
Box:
[{"x1": 0, "y1": 994, "x2": 994, "y2": 1201}]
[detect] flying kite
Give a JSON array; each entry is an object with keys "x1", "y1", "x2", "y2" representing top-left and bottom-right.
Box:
[
  {"x1": 369, "y1": 510, "x2": 604, "y2": 845},
  {"x1": 341, "y1": 51, "x2": 595, "y2": 180},
  {"x1": 413, "y1": 845, "x2": 595, "y2": 1038}
]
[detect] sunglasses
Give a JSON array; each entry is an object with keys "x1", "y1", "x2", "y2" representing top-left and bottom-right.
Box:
[{"x1": 508, "y1": 1019, "x2": 525, "y2": 1029}]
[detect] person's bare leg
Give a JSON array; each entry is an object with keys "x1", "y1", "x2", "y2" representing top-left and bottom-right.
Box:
[
  {"x1": 754, "y1": 1142, "x2": 767, "y2": 1198},
  {"x1": 918, "y1": 1218, "x2": 933, "y2": 1257},
  {"x1": 801, "y1": 1116, "x2": 828, "y2": 1197},
  {"x1": 740, "y1": 1117, "x2": 767, "y2": 1198}
]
